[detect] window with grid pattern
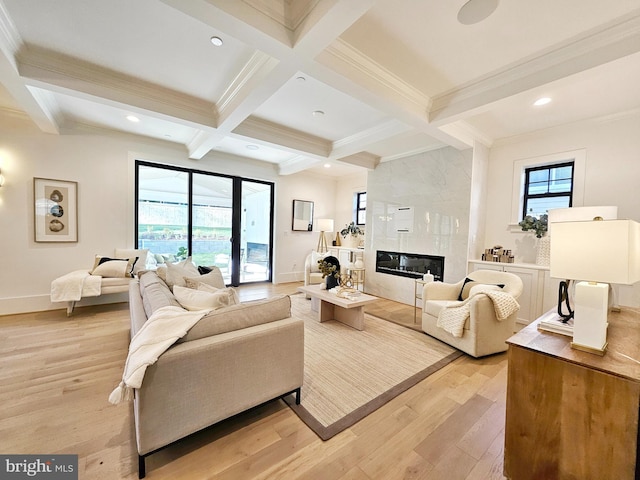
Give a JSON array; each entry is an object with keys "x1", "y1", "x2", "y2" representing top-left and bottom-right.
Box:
[{"x1": 522, "y1": 162, "x2": 574, "y2": 218}]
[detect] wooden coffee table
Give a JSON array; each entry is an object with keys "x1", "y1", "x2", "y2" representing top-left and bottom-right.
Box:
[{"x1": 297, "y1": 284, "x2": 378, "y2": 331}]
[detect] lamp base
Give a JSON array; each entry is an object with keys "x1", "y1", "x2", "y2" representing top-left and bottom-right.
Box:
[{"x1": 571, "y1": 340, "x2": 608, "y2": 356}]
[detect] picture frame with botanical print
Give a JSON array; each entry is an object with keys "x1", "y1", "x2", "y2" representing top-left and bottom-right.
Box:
[{"x1": 34, "y1": 177, "x2": 78, "y2": 242}]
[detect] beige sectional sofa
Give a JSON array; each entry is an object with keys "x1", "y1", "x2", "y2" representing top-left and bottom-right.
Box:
[{"x1": 129, "y1": 271, "x2": 304, "y2": 478}]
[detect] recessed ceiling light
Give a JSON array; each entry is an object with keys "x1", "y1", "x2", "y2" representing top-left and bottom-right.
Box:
[
  {"x1": 312, "y1": 110, "x2": 325, "y2": 117},
  {"x1": 126, "y1": 115, "x2": 140, "y2": 123},
  {"x1": 457, "y1": 0, "x2": 499, "y2": 25},
  {"x1": 210, "y1": 36, "x2": 223, "y2": 47},
  {"x1": 534, "y1": 97, "x2": 552, "y2": 106},
  {"x1": 324, "y1": 163, "x2": 331, "y2": 168},
  {"x1": 246, "y1": 144, "x2": 259, "y2": 150}
]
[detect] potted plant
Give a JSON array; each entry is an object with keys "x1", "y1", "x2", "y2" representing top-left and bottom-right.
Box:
[
  {"x1": 340, "y1": 222, "x2": 363, "y2": 248},
  {"x1": 518, "y1": 214, "x2": 548, "y2": 238},
  {"x1": 519, "y1": 213, "x2": 550, "y2": 265}
]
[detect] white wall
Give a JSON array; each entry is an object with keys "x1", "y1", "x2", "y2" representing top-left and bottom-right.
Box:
[
  {"x1": 482, "y1": 112, "x2": 640, "y2": 306},
  {"x1": 0, "y1": 113, "x2": 340, "y2": 313}
]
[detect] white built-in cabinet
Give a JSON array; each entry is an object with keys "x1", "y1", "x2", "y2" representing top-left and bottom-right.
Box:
[
  {"x1": 327, "y1": 246, "x2": 364, "y2": 269},
  {"x1": 468, "y1": 260, "x2": 561, "y2": 326}
]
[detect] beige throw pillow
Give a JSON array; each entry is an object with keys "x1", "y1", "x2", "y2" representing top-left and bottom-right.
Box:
[
  {"x1": 173, "y1": 285, "x2": 237, "y2": 311},
  {"x1": 164, "y1": 257, "x2": 199, "y2": 288}
]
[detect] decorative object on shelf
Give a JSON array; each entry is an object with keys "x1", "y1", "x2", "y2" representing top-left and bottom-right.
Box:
[
  {"x1": 340, "y1": 222, "x2": 363, "y2": 248},
  {"x1": 481, "y1": 245, "x2": 514, "y2": 263},
  {"x1": 315, "y1": 218, "x2": 333, "y2": 254},
  {"x1": 519, "y1": 214, "x2": 549, "y2": 265},
  {"x1": 550, "y1": 216, "x2": 640, "y2": 355},
  {"x1": 318, "y1": 255, "x2": 340, "y2": 290},
  {"x1": 519, "y1": 213, "x2": 548, "y2": 238},
  {"x1": 536, "y1": 235, "x2": 551, "y2": 266},
  {"x1": 354, "y1": 253, "x2": 364, "y2": 269},
  {"x1": 423, "y1": 270, "x2": 434, "y2": 282},
  {"x1": 334, "y1": 232, "x2": 341, "y2": 246}
]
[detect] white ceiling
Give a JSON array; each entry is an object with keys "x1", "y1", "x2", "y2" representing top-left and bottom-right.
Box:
[{"x1": 1, "y1": 0, "x2": 639, "y2": 177}]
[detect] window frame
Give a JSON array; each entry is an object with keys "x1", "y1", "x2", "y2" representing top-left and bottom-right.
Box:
[
  {"x1": 510, "y1": 149, "x2": 586, "y2": 231},
  {"x1": 355, "y1": 191, "x2": 366, "y2": 226},
  {"x1": 522, "y1": 161, "x2": 574, "y2": 219}
]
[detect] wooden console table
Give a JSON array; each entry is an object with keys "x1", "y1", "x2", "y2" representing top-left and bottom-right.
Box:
[{"x1": 504, "y1": 307, "x2": 640, "y2": 479}]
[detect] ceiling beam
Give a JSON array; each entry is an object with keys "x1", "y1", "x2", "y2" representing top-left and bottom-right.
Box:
[{"x1": 429, "y1": 10, "x2": 640, "y2": 125}]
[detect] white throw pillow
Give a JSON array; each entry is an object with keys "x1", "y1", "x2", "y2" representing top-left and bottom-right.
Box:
[
  {"x1": 197, "y1": 283, "x2": 240, "y2": 305},
  {"x1": 114, "y1": 248, "x2": 148, "y2": 274},
  {"x1": 164, "y1": 257, "x2": 199, "y2": 288},
  {"x1": 184, "y1": 268, "x2": 226, "y2": 290},
  {"x1": 173, "y1": 285, "x2": 236, "y2": 311},
  {"x1": 90, "y1": 255, "x2": 137, "y2": 278}
]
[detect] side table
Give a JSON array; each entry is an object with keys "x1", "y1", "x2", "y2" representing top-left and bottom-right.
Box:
[
  {"x1": 346, "y1": 267, "x2": 365, "y2": 291},
  {"x1": 414, "y1": 279, "x2": 426, "y2": 323}
]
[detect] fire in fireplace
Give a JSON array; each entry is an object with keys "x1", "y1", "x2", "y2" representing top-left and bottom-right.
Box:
[{"x1": 375, "y1": 250, "x2": 444, "y2": 281}]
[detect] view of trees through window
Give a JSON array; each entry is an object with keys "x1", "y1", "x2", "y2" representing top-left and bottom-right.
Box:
[{"x1": 136, "y1": 162, "x2": 273, "y2": 284}]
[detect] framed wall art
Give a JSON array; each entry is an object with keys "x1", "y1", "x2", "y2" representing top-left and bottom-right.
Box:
[{"x1": 34, "y1": 177, "x2": 78, "y2": 242}]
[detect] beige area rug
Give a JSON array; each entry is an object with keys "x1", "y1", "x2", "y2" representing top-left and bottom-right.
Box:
[{"x1": 284, "y1": 294, "x2": 463, "y2": 440}]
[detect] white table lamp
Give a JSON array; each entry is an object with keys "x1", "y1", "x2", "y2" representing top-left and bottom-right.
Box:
[
  {"x1": 550, "y1": 218, "x2": 640, "y2": 355},
  {"x1": 316, "y1": 218, "x2": 334, "y2": 253}
]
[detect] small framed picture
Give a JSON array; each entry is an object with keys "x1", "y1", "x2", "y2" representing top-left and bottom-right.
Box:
[{"x1": 34, "y1": 177, "x2": 78, "y2": 242}]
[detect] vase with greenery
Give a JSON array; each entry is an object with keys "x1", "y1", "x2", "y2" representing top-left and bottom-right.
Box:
[
  {"x1": 340, "y1": 222, "x2": 363, "y2": 248},
  {"x1": 317, "y1": 256, "x2": 341, "y2": 289},
  {"x1": 518, "y1": 214, "x2": 548, "y2": 238}
]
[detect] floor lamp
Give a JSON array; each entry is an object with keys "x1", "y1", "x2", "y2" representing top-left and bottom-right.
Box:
[
  {"x1": 550, "y1": 218, "x2": 640, "y2": 355},
  {"x1": 316, "y1": 219, "x2": 334, "y2": 254}
]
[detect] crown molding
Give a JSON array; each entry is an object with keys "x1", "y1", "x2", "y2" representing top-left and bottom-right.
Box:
[
  {"x1": 430, "y1": 10, "x2": 640, "y2": 124},
  {"x1": 0, "y1": 2, "x2": 21, "y2": 61},
  {"x1": 233, "y1": 115, "x2": 331, "y2": 157},
  {"x1": 380, "y1": 144, "x2": 447, "y2": 163},
  {"x1": 277, "y1": 154, "x2": 321, "y2": 175},
  {"x1": 17, "y1": 45, "x2": 219, "y2": 128},
  {"x1": 324, "y1": 38, "x2": 432, "y2": 113}
]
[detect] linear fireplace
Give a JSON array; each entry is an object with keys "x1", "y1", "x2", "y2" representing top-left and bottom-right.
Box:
[{"x1": 376, "y1": 250, "x2": 445, "y2": 281}]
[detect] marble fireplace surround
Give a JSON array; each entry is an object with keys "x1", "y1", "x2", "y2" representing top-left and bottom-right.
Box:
[{"x1": 364, "y1": 147, "x2": 473, "y2": 306}]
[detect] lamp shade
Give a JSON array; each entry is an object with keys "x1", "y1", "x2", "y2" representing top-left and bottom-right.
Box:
[
  {"x1": 550, "y1": 219, "x2": 640, "y2": 285},
  {"x1": 316, "y1": 218, "x2": 334, "y2": 232}
]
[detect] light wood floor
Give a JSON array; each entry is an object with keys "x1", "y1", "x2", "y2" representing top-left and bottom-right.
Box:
[{"x1": 0, "y1": 282, "x2": 508, "y2": 479}]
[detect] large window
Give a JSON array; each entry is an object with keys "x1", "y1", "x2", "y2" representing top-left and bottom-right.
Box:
[
  {"x1": 522, "y1": 162, "x2": 574, "y2": 218},
  {"x1": 135, "y1": 161, "x2": 274, "y2": 285}
]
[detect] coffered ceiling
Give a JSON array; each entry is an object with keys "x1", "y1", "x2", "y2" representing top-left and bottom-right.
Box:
[{"x1": 1, "y1": 0, "x2": 639, "y2": 176}]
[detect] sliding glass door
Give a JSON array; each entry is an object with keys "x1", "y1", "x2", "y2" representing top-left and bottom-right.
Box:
[{"x1": 135, "y1": 161, "x2": 273, "y2": 285}]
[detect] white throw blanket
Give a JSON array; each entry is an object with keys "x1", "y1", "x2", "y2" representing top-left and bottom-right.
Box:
[
  {"x1": 436, "y1": 287, "x2": 520, "y2": 338},
  {"x1": 109, "y1": 306, "x2": 210, "y2": 405},
  {"x1": 50, "y1": 270, "x2": 101, "y2": 302}
]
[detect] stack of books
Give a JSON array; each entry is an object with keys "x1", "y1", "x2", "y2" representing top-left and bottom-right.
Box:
[{"x1": 537, "y1": 310, "x2": 574, "y2": 337}]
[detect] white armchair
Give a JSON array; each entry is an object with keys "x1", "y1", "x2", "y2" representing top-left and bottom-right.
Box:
[
  {"x1": 304, "y1": 251, "x2": 327, "y2": 297},
  {"x1": 421, "y1": 269, "x2": 523, "y2": 357}
]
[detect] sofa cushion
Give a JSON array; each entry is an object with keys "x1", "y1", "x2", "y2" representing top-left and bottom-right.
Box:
[
  {"x1": 425, "y1": 299, "x2": 462, "y2": 318},
  {"x1": 173, "y1": 285, "x2": 238, "y2": 311},
  {"x1": 184, "y1": 267, "x2": 225, "y2": 289},
  {"x1": 178, "y1": 294, "x2": 291, "y2": 343},
  {"x1": 163, "y1": 258, "x2": 199, "y2": 289},
  {"x1": 141, "y1": 281, "x2": 183, "y2": 318}
]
